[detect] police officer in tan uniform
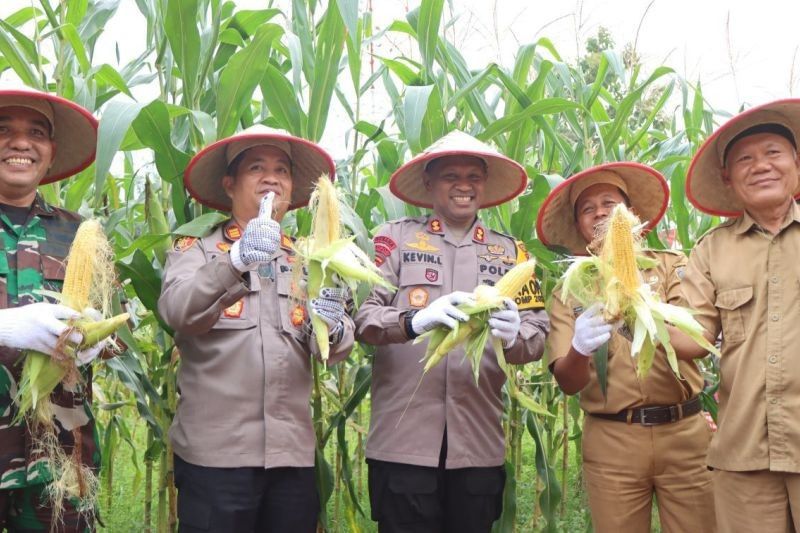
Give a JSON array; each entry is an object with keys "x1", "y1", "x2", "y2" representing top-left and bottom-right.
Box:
[
  {"x1": 674, "y1": 100, "x2": 800, "y2": 532},
  {"x1": 354, "y1": 131, "x2": 549, "y2": 533},
  {"x1": 537, "y1": 163, "x2": 715, "y2": 533},
  {"x1": 158, "y1": 125, "x2": 354, "y2": 532}
]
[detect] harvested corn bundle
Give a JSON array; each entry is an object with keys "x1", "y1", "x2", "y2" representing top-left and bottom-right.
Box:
[
  {"x1": 293, "y1": 176, "x2": 395, "y2": 361},
  {"x1": 402, "y1": 259, "x2": 552, "y2": 420},
  {"x1": 559, "y1": 204, "x2": 719, "y2": 377},
  {"x1": 14, "y1": 219, "x2": 128, "y2": 521}
]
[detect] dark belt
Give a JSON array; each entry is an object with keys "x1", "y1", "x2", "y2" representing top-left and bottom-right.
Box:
[{"x1": 590, "y1": 396, "x2": 702, "y2": 426}]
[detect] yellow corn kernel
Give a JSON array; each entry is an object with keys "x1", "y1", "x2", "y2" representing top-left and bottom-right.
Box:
[
  {"x1": 309, "y1": 174, "x2": 341, "y2": 248},
  {"x1": 494, "y1": 258, "x2": 537, "y2": 299},
  {"x1": 61, "y1": 220, "x2": 102, "y2": 311},
  {"x1": 602, "y1": 204, "x2": 639, "y2": 295}
]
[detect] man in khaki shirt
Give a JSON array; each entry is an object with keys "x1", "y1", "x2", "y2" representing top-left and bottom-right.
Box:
[
  {"x1": 354, "y1": 131, "x2": 549, "y2": 532},
  {"x1": 159, "y1": 126, "x2": 354, "y2": 532},
  {"x1": 677, "y1": 100, "x2": 800, "y2": 532},
  {"x1": 537, "y1": 163, "x2": 715, "y2": 533}
]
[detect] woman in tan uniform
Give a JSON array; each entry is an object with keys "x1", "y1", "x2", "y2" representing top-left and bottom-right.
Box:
[{"x1": 536, "y1": 162, "x2": 715, "y2": 533}]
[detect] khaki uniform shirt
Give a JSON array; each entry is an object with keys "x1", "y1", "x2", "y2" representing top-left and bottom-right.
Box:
[
  {"x1": 547, "y1": 250, "x2": 705, "y2": 414},
  {"x1": 354, "y1": 215, "x2": 549, "y2": 469},
  {"x1": 158, "y1": 220, "x2": 354, "y2": 469},
  {"x1": 681, "y1": 203, "x2": 800, "y2": 473}
]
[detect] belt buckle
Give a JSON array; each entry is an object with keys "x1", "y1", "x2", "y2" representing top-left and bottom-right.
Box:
[{"x1": 639, "y1": 406, "x2": 661, "y2": 426}]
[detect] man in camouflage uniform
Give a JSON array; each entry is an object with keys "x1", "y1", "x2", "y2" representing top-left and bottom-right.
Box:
[
  {"x1": 0, "y1": 87, "x2": 100, "y2": 531},
  {"x1": 355, "y1": 131, "x2": 549, "y2": 533}
]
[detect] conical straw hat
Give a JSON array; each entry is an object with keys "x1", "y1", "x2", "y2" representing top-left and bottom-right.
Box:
[
  {"x1": 687, "y1": 99, "x2": 800, "y2": 216},
  {"x1": 389, "y1": 130, "x2": 528, "y2": 208},
  {"x1": 536, "y1": 162, "x2": 669, "y2": 255},
  {"x1": 184, "y1": 125, "x2": 336, "y2": 212},
  {"x1": 0, "y1": 86, "x2": 97, "y2": 182}
]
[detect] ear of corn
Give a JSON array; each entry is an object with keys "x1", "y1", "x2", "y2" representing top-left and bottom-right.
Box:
[
  {"x1": 296, "y1": 176, "x2": 396, "y2": 362},
  {"x1": 13, "y1": 219, "x2": 127, "y2": 516},
  {"x1": 417, "y1": 258, "x2": 537, "y2": 381},
  {"x1": 398, "y1": 258, "x2": 552, "y2": 426},
  {"x1": 558, "y1": 204, "x2": 720, "y2": 379}
]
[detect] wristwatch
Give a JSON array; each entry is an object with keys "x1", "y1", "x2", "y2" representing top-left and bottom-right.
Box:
[{"x1": 403, "y1": 309, "x2": 419, "y2": 340}]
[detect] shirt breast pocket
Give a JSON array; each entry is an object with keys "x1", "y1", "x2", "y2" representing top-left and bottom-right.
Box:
[
  {"x1": 715, "y1": 286, "x2": 753, "y2": 345},
  {"x1": 41, "y1": 254, "x2": 66, "y2": 295},
  {"x1": 398, "y1": 264, "x2": 443, "y2": 309}
]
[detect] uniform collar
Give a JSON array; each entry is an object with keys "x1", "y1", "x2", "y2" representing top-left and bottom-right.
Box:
[
  {"x1": 733, "y1": 201, "x2": 800, "y2": 235},
  {"x1": 28, "y1": 193, "x2": 55, "y2": 217},
  {"x1": 425, "y1": 214, "x2": 486, "y2": 244}
]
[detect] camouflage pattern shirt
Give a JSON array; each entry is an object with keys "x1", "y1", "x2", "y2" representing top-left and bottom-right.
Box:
[{"x1": 0, "y1": 194, "x2": 98, "y2": 490}]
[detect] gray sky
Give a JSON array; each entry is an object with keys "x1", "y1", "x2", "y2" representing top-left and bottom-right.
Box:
[{"x1": 3, "y1": 0, "x2": 798, "y2": 155}]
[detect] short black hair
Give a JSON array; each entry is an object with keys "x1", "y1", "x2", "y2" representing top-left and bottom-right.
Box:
[{"x1": 723, "y1": 123, "x2": 797, "y2": 163}]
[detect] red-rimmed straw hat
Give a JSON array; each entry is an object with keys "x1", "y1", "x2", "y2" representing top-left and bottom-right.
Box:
[
  {"x1": 687, "y1": 99, "x2": 800, "y2": 216},
  {"x1": 0, "y1": 86, "x2": 97, "y2": 182},
  {"x1": 389, "y1": 130, "x2": 528, "y2": 208},
  {"x1": 184, "y1": 124, "x2": 336, "y2": 212},
  {"x1": 536, "y1": 162, "x2": 669, "y2": 255}
]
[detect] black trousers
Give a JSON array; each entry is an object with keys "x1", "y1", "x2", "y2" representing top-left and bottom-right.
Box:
[
  {"x1": 367, "y1": 460, "x2": 506, "y2": 533},
  {"x1": 173, "y1": 455, "x2": 319, "y2": 533}
]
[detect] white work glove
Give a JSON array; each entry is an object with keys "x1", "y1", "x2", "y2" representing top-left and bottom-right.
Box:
[
  {"x1": 230, "y1": 192, "x2": 281, "y2": 272},
  {"x1": 309, "y1": 287, "x2": 350, "y2": 340},
  {"x1": 74, "y1": 307, "x2": 107, "y2": 366},
  {"x1": 489, "y1": 298, "x2": 521, "y2": 349},
  {"x1": 571, "y1": 303, "x2": 613, "y2": 356},
  {"x1": 0, "y1": 302, "x2": 82, "y2": 356},
  {"x1": 411, "y1": 291, "x2": 475, "y2": 335}
]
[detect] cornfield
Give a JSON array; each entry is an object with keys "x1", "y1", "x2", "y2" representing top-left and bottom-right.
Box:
[{"x1": 0, "y1": 0, "x2": 726, "y2": 531}]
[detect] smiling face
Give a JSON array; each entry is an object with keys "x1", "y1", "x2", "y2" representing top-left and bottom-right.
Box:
[
  {"x1": 574, "y1": 182, "x2": 629, "y2": 244},
  {"x1": 424, "y1": 155, "x2": 487, "y2": 229},
  {"x1": 222, "y1": 144, "x2": 293, "y2": 223},
  {"x1": 0, "y1": 106, "x2": 56, "y2": 205},
  {"x1": 722, "y1": 132, "x2": 800, "y2": 214}
]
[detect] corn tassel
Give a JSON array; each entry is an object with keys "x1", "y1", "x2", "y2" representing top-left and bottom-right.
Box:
[
  {"x1": 296, "y1": 176, "x2": 395, "y2": 362},
  {"x1": 558, "y1": 204, "x2": 720, "y2": 377}
]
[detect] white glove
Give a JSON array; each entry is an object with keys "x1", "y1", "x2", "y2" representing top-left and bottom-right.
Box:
[
  {"x1": 74, "y1": 307, "x2": 106, "y2": 366},
  {"x1": 489, "y1": 298, "x2": 521, "y2": 348},
  {"x1": 0, "y1": 303, "x2": 82, "y2": 355},
  {"x1": 230, "y1": 192, "x2": 281, "y2": 272},
  {"x1": 411, "y1": 291, "x2": 474, "y2": 335},
  {"x1": 310, "y1": 287, "x2": 350, "y2": 339},
  {"x1": 572, "y1": 303, "x2": 613, "y2": 356}
]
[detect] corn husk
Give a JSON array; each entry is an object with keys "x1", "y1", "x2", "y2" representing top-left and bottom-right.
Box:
[
  {"x1": 558, "y1": 204, "x2": 719, "y2": 377},
  {"x1": 398, "y1": 259, "x2": 552, "y2": 424},
  {"x1": 293, "y1": 176, "x2": 395, "y2": 362}
]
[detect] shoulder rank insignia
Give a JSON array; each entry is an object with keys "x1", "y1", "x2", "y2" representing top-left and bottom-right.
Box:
[
  {"x1": 223, "y1": 299, "x2": 244, "y2": 318},
  {"x1": 224, "y1": 224, "x2": 242, "y2": 241},
  {"x1": 473, "y1": 226, "x2": 485, "y2": 243},
  {"x1": 216, "y1": 242, "x2": 232, "y2": 253},
  {"x1": 173, "y1": 236, "x2": 197, "y2": 252},
  {"x1": 428, "y1": 218, "x2": 444, "y2": 234},
  {"x1": 406, "y1": 232, "x2": 439, "y2": 252}
]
